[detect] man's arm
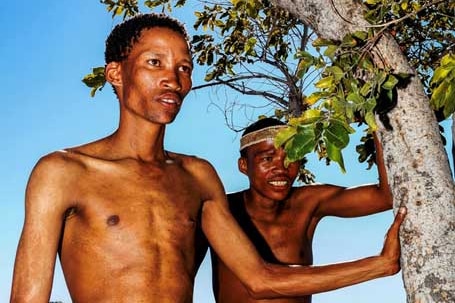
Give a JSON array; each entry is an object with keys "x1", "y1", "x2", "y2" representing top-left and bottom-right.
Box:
[
  {"x1": 197, "y1": 160, "x2": 405, "y2": 299},
  {"x1": 314, "y1": 133, "x2": 393, "y2": 218},
  {"x1": 10, "y1": 154, "x2": 69, "y2": 302}
]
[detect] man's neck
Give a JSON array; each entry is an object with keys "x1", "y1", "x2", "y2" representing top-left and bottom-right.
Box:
[
  {"x1": 107, "y1": 116, "x2": 169, "y2": 163},
  {"x1": 243, "y1": 190, "x2": 289, "y2": 220}
]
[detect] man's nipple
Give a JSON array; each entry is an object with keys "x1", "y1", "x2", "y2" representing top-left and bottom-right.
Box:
[{"x1": 107, "y1": 215, "x2": 120, "y2": 226}]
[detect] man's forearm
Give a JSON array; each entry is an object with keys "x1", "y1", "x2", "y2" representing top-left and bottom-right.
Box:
[
  {"x1": 245, "y1": 206, "x2": 406, "y2": 299},
  {"x1": 246, "y1": 255, "x2": 396, "y2": 299}
]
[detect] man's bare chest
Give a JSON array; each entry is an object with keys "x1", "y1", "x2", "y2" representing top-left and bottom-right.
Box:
[
  {"x1": 252, "y1": 215, "x2": 314, "y2": 264},
  {"x1": 62, "y1": 163, "x2": 204, "y2": 244}
]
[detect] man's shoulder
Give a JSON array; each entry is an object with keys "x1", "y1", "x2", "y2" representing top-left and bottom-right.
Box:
[
  {"x1": 292, "y1": 183, "x2": 342, "y2": 194},
  {"x1": 174, "y1": 152, "x2": 215, "y2": 171},
  {"x1": 32, "y1": 149, "x2": 89, "y2": 178},
  {"x1": 290, "y1": 183, "x2": 346, "y2": 207}
]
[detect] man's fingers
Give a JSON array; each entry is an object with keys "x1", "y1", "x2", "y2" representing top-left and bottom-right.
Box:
[{"x1": 390, "y1": 206, "x2": 407, "y2": 231}]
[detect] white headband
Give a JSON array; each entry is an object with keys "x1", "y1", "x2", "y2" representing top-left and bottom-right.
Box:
[{"x1": 240, "y1": 125, "x2": 288, "y2": 151}]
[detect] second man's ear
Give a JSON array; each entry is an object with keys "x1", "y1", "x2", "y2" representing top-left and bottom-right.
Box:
[
  {"x1": 105, "y1": 62, "x2": 123, "y2": 87},
  {"x1": 238, "y1": 157, "x2": 248, "y2": 175}
]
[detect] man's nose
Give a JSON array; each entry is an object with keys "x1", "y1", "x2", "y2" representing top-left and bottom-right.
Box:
[
  {"x1": 272, "y1": 156, "x2": 286, "y2": 171},
  {"x1": 160, "y1": 69, "x2": 182, "y2": 91},
  {"x1": 273, "y1": 149, "x2": 288, "y2": 171}
]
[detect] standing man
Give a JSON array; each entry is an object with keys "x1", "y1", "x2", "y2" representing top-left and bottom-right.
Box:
[
  {"x1": 11, "y1": 14, "x2": 405, "y2": 303},
  {"x1": 211, "y1": 117, "x2": 395, "y2": 303}
]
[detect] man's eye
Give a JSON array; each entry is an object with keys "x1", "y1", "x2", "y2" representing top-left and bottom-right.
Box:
[
  {"x1": 179, "y1": 65, "x2": 192, "y2": 73},
  {"x1": 263, "y1": 156, "x2": 273, "y2": 162},
  {"x1": 147, "y1": 59, "x2": 160, "y2": 66}
]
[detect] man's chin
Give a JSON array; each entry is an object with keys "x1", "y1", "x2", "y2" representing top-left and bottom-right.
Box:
[{"x1": 267, "y1": 189, "x2": 291, "y2": 201}]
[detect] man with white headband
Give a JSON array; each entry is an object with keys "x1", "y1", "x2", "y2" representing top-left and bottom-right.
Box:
[{"x1": 211, "y1": 117, "x2": 396, "y2": 303}]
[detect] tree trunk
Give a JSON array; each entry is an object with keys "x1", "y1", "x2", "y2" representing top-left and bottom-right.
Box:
[
  {"x1": 452, "y1": 114, "x2": 454, "y2": 176},
  {"x1": 272, "y1": 0, "x2": 455, "y2": 302}
]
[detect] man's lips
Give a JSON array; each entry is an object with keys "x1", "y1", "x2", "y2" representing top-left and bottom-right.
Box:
[{"x1": 155, "y1": 92, "x2": 182, "y2": 107}]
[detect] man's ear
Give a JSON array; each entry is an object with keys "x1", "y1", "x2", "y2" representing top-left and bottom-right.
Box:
[
  {"x1": 238, "y1": 157, "x2": 248, "y2": 175},
  {"x1": 105, "y1": 62, "x2": 122, "y2": 87}
]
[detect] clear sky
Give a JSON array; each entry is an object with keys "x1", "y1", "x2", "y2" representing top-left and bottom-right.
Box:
[{"x1": 1, "y1": 1, "x2": 452, "y2": 302}]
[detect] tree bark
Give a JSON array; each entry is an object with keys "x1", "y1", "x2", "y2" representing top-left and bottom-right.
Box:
[
  {"x1": 452, "y1": 114, "x2": 454, "y2": 176},
  {"x1": 271, "y1": 0, "x2": 455, "y2": 302}
]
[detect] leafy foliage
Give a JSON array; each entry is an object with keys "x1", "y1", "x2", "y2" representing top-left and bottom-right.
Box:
[
  {"x1": 430, "y1": 53, "x2": 455, "y2": 119},
  {"x1": 84, "y1": 0, "x2": 454, "y2": 174},
  {"x1": 100, "y1": 0, "x2": 140, "y2": 19},
  {"x1": 365, "y1": 0, "x2": 455, "y2": 86},
  {"x1": 82, "y1": 67, "x2": 106, "y2": 97},
  {"x1": 191, "y1": 0, "x2": 311, "y2": 118}
]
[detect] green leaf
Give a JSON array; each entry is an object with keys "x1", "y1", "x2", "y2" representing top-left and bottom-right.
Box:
[
  {"x1": 441, "y1": 53, "x2": 455, "y2": 66},
  {"x1": 364, "y1": 111, "x2": 378, "y2": 131},
  {"x1": 325, "y1": 140, "x2": 346, "y2": 173},
  {"x1": 375, "y1": 71, "x2": 388, "y2": 87},
  {"x1": 430, "y1": 67, "x2": 451, "y2": 87},
  {"x1": 326, "y1": 66, "x2": 344, "y2": 81},
  {"x1": 360, "y1": 82, "x2": 372, "y2": 97},
  {"x1": 382, "y1": 74, "x2": 398, "y2": 90},
  {"x1": 312, "y1": 38, "x2": 334, "y2": 47},
  {"x1": 364, "y1": 97, "x2": 377, "y2": 112},
  {"x1": 433, "y1": 81, "x2": 449, "y2": 110},
  {"x1": 324, "y1": 45, "x2": 338, "y2": 60},
  {"x1": 346, "y1": 92, "x2": 365, "y2": 104},
  {"x1": 289, "y1": 109, "x2": 322, "y2": 126},
  {"x1": 352, "y1": 31, "x2": 368, "y2": 41},
  {"x1": 341, "y1": 35, "x2": 357, "y2": 47},
  {"x1": 284, "y1": 126, "x2": 316, "y2": 163},
  {"x1": 274, "y1": 126, "x2": 296, "y2": 148},
  {"x1": 82, "y1": 66, "x2": 106, "y2": 97},
  {"x1": 315, "y1": 76, "x2": 334, "y2": 89},
  {"x1": 442, "y1": 83, "x2": 455, "y2": 118},
  {"x1": 305, "y1": 92, "x2": 325, "y2": 105},
  {"x1": 359, "y1": 57, "x2": 374, "y2": 72},
  {"x1": 204, "y1": 70, "x2": 216, "y2": 82},
  {"x1": 324, "y1": 121, "x2": 350, "y2": 149}
]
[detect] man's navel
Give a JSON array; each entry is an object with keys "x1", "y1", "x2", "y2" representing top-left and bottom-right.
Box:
[
  {"x1": 107, "y1": 214, "x2": 120, "y2": 226},
  {"x1": 64, "y1": 207, "x2": 78, "y2": 220}
]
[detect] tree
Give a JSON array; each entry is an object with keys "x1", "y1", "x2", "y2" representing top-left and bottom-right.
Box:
[
  {"x1": 269, "y1": 1, "x2": 454, "y2": 302},
  {"x1": 85, "y1": 0, "x2": 455, "y2": 301}
]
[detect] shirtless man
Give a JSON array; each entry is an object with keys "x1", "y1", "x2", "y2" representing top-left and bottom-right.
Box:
[
  {"x1": 211, "y1": 118, "x2": 394, "y2": 303},
  {"x1": 10, "y1": 13, "x2": 405, "y2": 303}
]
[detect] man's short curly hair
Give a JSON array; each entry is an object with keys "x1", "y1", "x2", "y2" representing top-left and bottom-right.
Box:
[{"x1": 105, "y1": 13, "x2": 190, "y2": 64}]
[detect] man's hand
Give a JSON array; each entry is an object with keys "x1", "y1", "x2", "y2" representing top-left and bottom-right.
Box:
[{"x1": 380, "y1": 206, "x2": 407, "y2": 275}]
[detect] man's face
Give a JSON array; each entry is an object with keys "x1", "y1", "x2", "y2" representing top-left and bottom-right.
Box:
[
  {"x1": 239, "y1": 140, "x2": 300, "y2": 202},
  {"x1": 107, "y1": 26, "x2": 193, "y2": 125}
]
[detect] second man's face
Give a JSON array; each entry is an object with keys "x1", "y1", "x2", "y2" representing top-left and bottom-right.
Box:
[{"x1": 240, "y1": 140, "x2": 300, "y2": 201}]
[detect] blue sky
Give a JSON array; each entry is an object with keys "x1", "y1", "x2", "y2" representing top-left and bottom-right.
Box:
[{"x1": 1, "y1": 1, "x2": 452, "y2": 302}]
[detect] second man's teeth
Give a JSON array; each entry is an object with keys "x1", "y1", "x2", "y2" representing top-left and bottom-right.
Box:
[{"x1": 269, "y1": 181, "x2": 287, "y2": 186}]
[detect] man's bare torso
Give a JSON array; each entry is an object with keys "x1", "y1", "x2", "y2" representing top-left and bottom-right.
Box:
[
  {"x1": 212, "y1": 190, "x2": 320, "y2": 303},
  {"x1": 52, "y1": 147, "x2": 208, "y2": 303}
]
